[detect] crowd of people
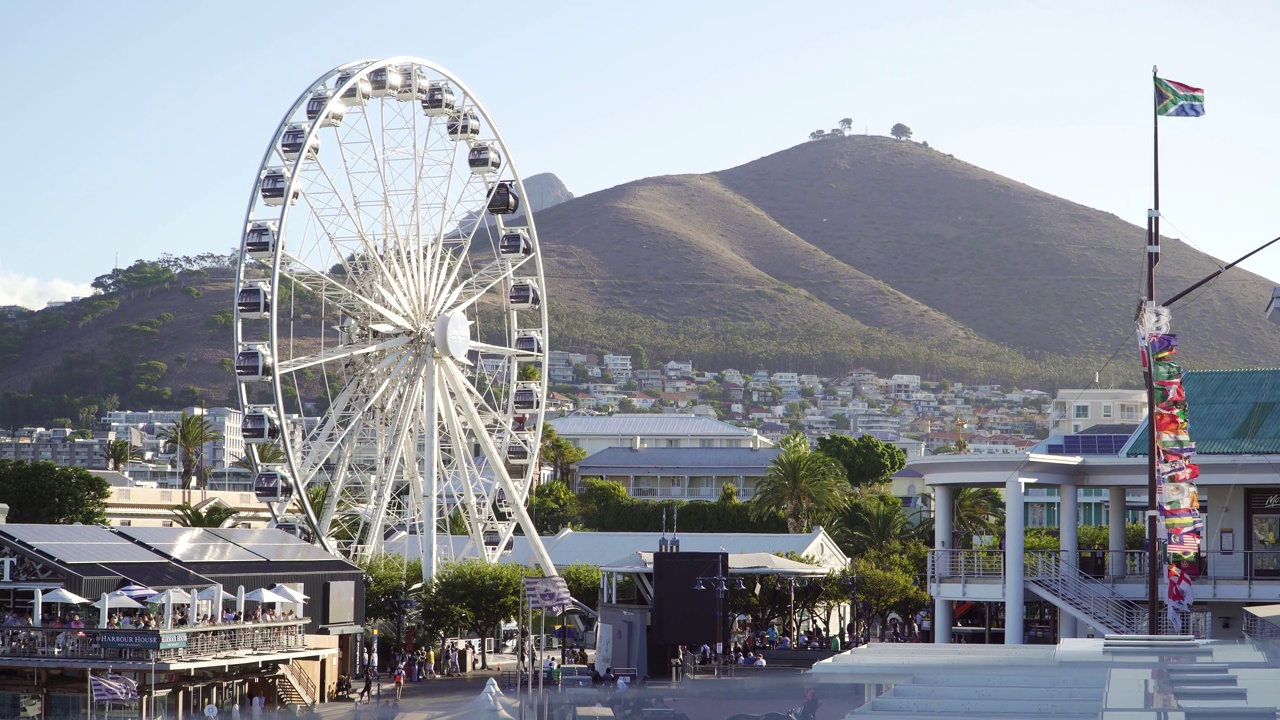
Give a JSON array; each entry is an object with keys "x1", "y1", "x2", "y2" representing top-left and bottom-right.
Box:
[{"x1": 0, "y1": 605, "x2": 301, "y2": 631}]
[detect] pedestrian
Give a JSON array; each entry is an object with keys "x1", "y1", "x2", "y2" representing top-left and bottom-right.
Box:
[
  {"x1": 357, "y1": 668, "x2": 373, "y2": 703},
  {"x1": 425, "y1": 647, "x2": 436, "y2": 678},
  {"x1": 393, "y1": 664, "x2": 404, "y2": 700},
  {"x1": 448, "y1": 645, "x2": 460, "y2": 675}
]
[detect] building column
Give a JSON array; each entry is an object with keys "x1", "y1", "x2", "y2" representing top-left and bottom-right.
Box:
[
  {"x1": 1005, "y1": 478, "x2": 1026, "y2": 645},
  {"x1": 1059, "y1": 483, "x2": 1078, "y2": 639},
  {"x1": 933, "y1": 484, "x2": 954, "y2": 644},
  {"x1": 1109, "y1": 487, "x2": 1127, "y2": 578}
]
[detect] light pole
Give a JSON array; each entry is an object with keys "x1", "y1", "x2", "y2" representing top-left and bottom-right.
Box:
[
  {"x1": 694, "y1": 564, "x2": 744, "y2": 678},
  {"x1": 775, "y1": 577, "x2": 809, "y2": 646}
]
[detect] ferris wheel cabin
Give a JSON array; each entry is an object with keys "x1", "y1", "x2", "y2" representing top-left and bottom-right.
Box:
[
  {"x1": 487, "y1": 182, "x2": 520, "y2": 215},
  {"x1": 335, "y1": 70, "x2": 372, "y2": 106},
  {"x1": 514, "y1": 330, "x2": 543, "y2": 355},
  {"x1": 254, "y1": 470, "x2": 293, "y2": 502},
  {"x1": 305, "y1": 89, "x2": 345, "y2": 127},
  {"x1": 368, "y1": 66, "x2": 403, "y2": 98},
  {"x1": 512, "y1": 382, "x2": 541, "y2": 411},
  {"x1": 280, "y1": 124, "x2": 319, "y2": 162},
  {"x1": 241, "y1": 407, "x2": 281, "y2": 444},
  {"x1": 505, "y1": 431, "x2": 535, "y2": 464},
  {"x1": 260, "y1": 167, "x2": 299, "y2": 207},
  {"x1": 422, "y1": 81, "x2": 456, "y2": 116},
  {"x1": 468, "y1": 142, "x2": 502, "y2": 174},
  {"x1": 244, "y1": 221, "x2": 277, "y2": 260},
  {"x1": 395, "y1": 65, "x2": 427, "y2": 101},
  {"x1": 499, "y1": 228, "x2": 532, "y2": 258},
  {"x1": 235, "y1": 346, "x2": 273, "y2": 381},
  {"x1": 446, "y1": 109, "x2": 481, "y2": 141},
  {"x1": 236, "y1": 283, "x2": 271, "y2": 319},
  {"x1": 508, "y1": 280, "x2": 540, "y2": 309}
]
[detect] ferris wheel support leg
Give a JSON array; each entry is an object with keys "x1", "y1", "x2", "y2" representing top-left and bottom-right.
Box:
[
  {"x1": 439, "y1": 361, "x2": 558, "y2": 576},
  {"x1": 423, "y1": 362, "x2": 439, "y2": 579}
]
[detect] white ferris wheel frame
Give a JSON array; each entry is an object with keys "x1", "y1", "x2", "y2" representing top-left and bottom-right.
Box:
[{"x1": 232, "y1": 56, "x2": 556, "y2": 578}]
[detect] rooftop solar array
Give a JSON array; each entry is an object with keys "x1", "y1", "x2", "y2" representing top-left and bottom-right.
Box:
[
  {"x1": 1047, "y1": 434, "x2": 1130, "y2": 456},
  {"x1": 114, "y1": 527, "x2": 337, "y2": 563},
  {"x1": 1, "y1": 524, "x2": 163, "y2": 564}
]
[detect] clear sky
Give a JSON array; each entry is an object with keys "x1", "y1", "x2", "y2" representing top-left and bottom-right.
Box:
[{"x1": 3, "y1": 0, "x2": 1278, "y2": 308}]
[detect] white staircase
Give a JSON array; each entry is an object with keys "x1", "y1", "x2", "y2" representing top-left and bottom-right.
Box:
[
  {"x1": 1024, "y1": 551, "x2": 1144, "y2": 635},
  {"x1": 853, "y1": 667, "x2": 1107, "y2": 719}
]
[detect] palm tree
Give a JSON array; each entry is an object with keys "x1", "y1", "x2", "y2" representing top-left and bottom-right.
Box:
[
  {"x1": 845, "y1": 498, "x2": 911, "y2": 554},
  {"x1": 171, "y1": 503, "x2": 240, "y2": 528},
  {"x1": 231, "y1": 444, "x2": 286, "y2": 471},
  {"x1": 952, "y1": 487, "x2": 1005, "y2": 547},
  {"x1": 159, "y1": 412, "x2": 223, "y2": 488},
  {"x1": 751, "y1": 447, "x2": 849, "y2": 533},
  {"x1": 102, "y1": 439, "x2": 138, "y2": 472}
]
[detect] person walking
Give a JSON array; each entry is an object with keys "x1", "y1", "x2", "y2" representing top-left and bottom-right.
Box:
[
  {"x1": 393, "y1": 664, "x2": 404, "y2": 700},
  {"x1": 425, "y1": 647, "x2": 436, "y2": 678},
  {"x1": 357, "y1": 668, "x2": 373, "y2": 704}
]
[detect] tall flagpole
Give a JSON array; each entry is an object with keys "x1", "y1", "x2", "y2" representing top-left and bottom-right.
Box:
[{"x1": 1145, "y1": 64, "x2": 1162, "y2": 635}]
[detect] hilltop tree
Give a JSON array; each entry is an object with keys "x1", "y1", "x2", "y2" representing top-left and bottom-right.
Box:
[
  {"x1": 808, "y1": 129, "x2": 827, "y2": 141},
  {"x1": 839, "y1": 117, "x2": 853, "y2": 135},
  {"x1": 890, "y1": 123, "x2": 913, "y2": 141}
]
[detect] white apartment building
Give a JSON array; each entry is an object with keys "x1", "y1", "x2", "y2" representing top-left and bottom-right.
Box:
[
  {"x1": 548, "y1": 414, "x2": 771, "y2": 456},
  {"x1": 891, "y1": 374, "x2": 922, "y2": 399},
  {"x1": 602, "y1": 354, "x2": 633, "y2": 380},
  {"x1": 664, "y1": 360, "x2": 693, "y2": 377},
  {"x1": 1051, "y1": 389, "x2": 1147, "y2": 434},
  {"x1": 772, "y1": 372, "x2": 801, "y2": 394}
]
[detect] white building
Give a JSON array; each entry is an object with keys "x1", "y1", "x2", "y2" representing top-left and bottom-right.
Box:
[
  {"x1": 602, "y1": 354, "x2": 633, "y2": 380},
  {"x1": 548, "y1": 414, "x2": 770, "y2": 456},
  {"x1": 772, "y1": 372, "x2": 801, "y2": 394},
  {"x1": 1050, "y1": 389, "x2": 1147, "y2": 434}
]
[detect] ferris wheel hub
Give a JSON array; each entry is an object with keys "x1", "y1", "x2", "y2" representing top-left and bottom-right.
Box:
[{"x1": 434, "y1": 310, "x2": 472, "y2": 358}]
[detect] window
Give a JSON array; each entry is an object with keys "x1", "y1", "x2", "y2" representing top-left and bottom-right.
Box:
[
  {"x1": 1102, "y1": 404, "x2": 1113, "y2": 419},
  {"x1": 1073, "y1": 404, "x2": 1090, "y2": 419},
  {"x1": 1072, "y1": 423, "x2": 1082, "y2": 433},
  {"x1": 666, "y1": 439, "x2": 679, "y2": 448},
  {"x1": 700, "y1": 439, "x2": 715, "y2": 448},
  {"x1": 161, "y1": 520, "x2": 174, "y2": 527},
  {"x1": 117, "y1": 520, "x2": 131, "y2": 527}
]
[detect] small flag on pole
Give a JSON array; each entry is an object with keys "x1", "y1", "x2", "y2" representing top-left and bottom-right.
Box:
[
  {"x1": 524, "y1": 576, "x2": 571, "y2": 613},
  {"x1": 1155, "y1": 76, "x2": 1205, "y2": 117},
  {"x1": 90, "y1": 673, "x2": 139, "y2": 702}
]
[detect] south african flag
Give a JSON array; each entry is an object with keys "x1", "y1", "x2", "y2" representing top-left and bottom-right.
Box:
[{"x1": 1155, "y1": 76, "x2": 1204, "y2": 117}]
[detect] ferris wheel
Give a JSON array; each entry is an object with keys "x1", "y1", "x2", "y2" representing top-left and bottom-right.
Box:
[{"x1": 232, "y1": 57, "x2": 555, "y2": 578}]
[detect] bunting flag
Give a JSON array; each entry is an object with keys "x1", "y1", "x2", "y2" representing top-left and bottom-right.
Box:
[
  {"x1": 1138, "y1": 310, "x2": 1203, "y2": 630},
  {"x1": 90, "y1": 673, "x2": 139, "y2": 702}
]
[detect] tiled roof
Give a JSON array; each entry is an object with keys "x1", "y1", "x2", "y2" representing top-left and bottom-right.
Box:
[
  {"x1": 550, "y1": 414, "x2": 757, "y2": 437},
  {"x1": 1124, "y1": 368, "x2": 1280, "y2": 456}
]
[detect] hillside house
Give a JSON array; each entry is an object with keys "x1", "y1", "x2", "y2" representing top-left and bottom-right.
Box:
[
  {"x1": 603, "y1": 354, "x2": 633, "y2": 380},
  {"x1": 664, "y1": 360, "x2": 693, "y2": 377},
  {"x1": 1051, "y1": 388, "x2": 1147, "y2": 434}
]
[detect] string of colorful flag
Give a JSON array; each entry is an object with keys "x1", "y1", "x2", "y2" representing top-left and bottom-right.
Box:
[{"x1": 1141, "y1": 309, "x2": 1202, "y2": 629}]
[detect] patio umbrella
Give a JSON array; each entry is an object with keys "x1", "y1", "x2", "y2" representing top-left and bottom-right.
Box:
[
  {"x1": 143, "y1": 589, "x2": 193, "y2": 604},
  {"x1": 269, "y1": 585, "x2": 307, "y2": 603},
  {"x1": 42, "y1": 588, "x2": 90, "y2": 605},
  {"x1": 116, "y1": 584, "x2": 155, "y2": 600},
  {"x1": 98, "y1": 592, "x2": 143, "y2": 628},
  {"x1": 197, "y1": 586, "x2": 235, "y2": 601},
  {"x1": 243, "y1": 588, "x2": 290, "y2": 604}
]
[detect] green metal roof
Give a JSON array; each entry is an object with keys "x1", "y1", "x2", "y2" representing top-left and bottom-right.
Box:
[{"x1": 1124, "y1": 368, "x2": 1280, "y2": 456}]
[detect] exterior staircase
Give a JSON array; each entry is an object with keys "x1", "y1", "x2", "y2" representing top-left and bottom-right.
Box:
[
  {"x1": 275, "y1": 662, "x2": 316, "y2": 706},
  {"x1": 1024, "y1": 551, "x2": 1144, "y2": 635}
]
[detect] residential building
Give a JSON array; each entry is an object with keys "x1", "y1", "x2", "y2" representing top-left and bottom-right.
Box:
[
  {"x1": 602, "y1": 354, "x2": 633, "y2": 380},
  {"x1": 549, "y1": 414, "x2": 769, "y2": 456},
  {"x1": 1050, "y1": 389, "x2": 1147, "y2": 434},
  {"x1": 721, "y1": 369, "x2": 745, "y2": 385},
  {"x1": 664, "y1": 360, "x2": 693, "y2": 377},
  {"x1": 772, "y1": 372, "x2": 801, "y2": 394},
  {"x1": 891, "y1": 374, "x2": 921, "y2": 399},
  {"x1": 634, "y1": 369, "x2": 664, "y2": 390}
]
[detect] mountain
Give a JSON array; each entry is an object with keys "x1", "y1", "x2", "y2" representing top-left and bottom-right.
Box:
[{"x1": 4, "y1": 136, "x2": 1280, "y2": 426}]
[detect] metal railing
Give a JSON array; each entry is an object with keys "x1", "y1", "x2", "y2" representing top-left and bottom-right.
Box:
[
  {"x1": 1243, "y1": 610, "x2": 1280, "y2": 642},
  {"x1": 0, "y1": 619, "x2": 309, "y2": 664},
  {"x1": 1024, "y1": 551, "x2": 1145, "y2": 635},
  {"x1": 930, "y1": 549, "x2": 1005, "y2": 581},
  {"x1": 281, "y1": 661, "x2": 316, "y2": 704},
  {"x1": 627, "y1": 486, "x2": 755, "y2": 500}
]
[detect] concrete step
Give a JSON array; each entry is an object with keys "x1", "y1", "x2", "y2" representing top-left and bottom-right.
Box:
[
  {"x1": 869, "y1": 697, "x2": 1104, "y2": 715},
  {"x1": 889, "y1": 685, "x2": 1099, "y2": 701},
  {"x1": 913, "y1": 673, "x2": 1106, "y2": 688}
]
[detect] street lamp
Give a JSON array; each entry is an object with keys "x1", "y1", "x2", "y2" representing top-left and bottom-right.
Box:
[
  {"x1": 775, "y1": 577, "x2": 809, "y2": 646},
  {"x1": 694, "y1": 566, "x2": 744, "y2": 678}
]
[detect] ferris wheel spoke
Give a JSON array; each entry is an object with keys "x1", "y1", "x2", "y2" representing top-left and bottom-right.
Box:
[
  {"x1": 276, "y1": 336, "x2": 411, "y2": 377},
  {"x1": 467, "y1": 341, "x2": 538, "y2": 361},
  {"x1": 364, "y1": 371, "x2": 425, "y2": 555},
  {"x1": 279, "y1": 252, "x2": 413, "y2": 329},
  {"x1": 446, "y1": 256, "x2": 531, "y2": 314},
  {"x1": 435, "y1": 381, "x2": 488, "y2": 551}
]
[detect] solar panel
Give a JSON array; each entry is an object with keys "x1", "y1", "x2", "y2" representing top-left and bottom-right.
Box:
[
  {"x1": 2, "y1": 525, "x2": 119, "y2": 544},
  {"x1": 115, "y1": 527, "x2": 211, "y2": 544},
  {"x1": 34, "y1": 542, "x2": 161, "y2": 564},
  {"x1": 207, "y1": 528, "x2": 300, "y2": 545},
  {"x1": 151, "y1": 543, "x2": 261, "y2": 563},
  {"x1": 239, "y1": 542, "x2": 337, "y2": 562}
]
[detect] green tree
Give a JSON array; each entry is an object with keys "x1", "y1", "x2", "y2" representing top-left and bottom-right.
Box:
[
  {"x1": 159, "y1": 411, "x2": 223, "y2": 488},
  {"x1": 815, "y1": 433, "x2": 906, "y2": 490},
  {"x1": 0, "y1": 460, "x2": 111, "y2": 524},
  {"x1": 530, "y1": 480, "x2": 580, "y2": 534},
  {"x1": 890, "y1": 123, "x2": 913, "y2": 140},
  {"x1": 361, "y1": 553, "x2": 424, "y2": 625},
  {"x1": 842, "y1": 493, "x2": 912, "y2": 556},
  {"x1": 558, "y1": 562, "x2": 602, "y2": 611},
  {"x1": 577, "y1": 479, "x2": 630, "y2": 529},
  {"x1": 952, "y1": 487, "x2": 1005, "y2": 547},
  {"x1": 839, "y1": 117, "x2": 853, "y2": 134},
  {"x1": 850, "y1": 545, "x2": 929, "y2": 632},
  {"x1": 625, "y1": 344, "x2": 648, "y2": 371},
  {"x1": 232, "y1": 443, "x2": 287, "y2": 471},
  {"x1": 102, "y1": 438, "x2": 138, "y2": 471},
  {"x1": 541, "y1": 425, "x2": 586, "y2": 485},
  {"x1": 518, "y1": 364, "x2": 541, "y2": 382},
  {"x1": 954, "y1": 437, "x2": 971, "y2": 454},
  {"x1": 430, "y1": 560, "x2": 525, "y2": 669},
  {"x1": 170, "y1": 503, "x2": 240, "y2": 528},
  {"x1": 751, "y1": 444, "x2": 849, "y2": 533}
]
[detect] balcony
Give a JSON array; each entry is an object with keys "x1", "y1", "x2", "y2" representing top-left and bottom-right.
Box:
[
  {"x1": 627, "y1": 486, "x2": 756, "y2": 501},
  {"x1": 0, "y1": 619, "x2": 309, "y2": 666}
]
